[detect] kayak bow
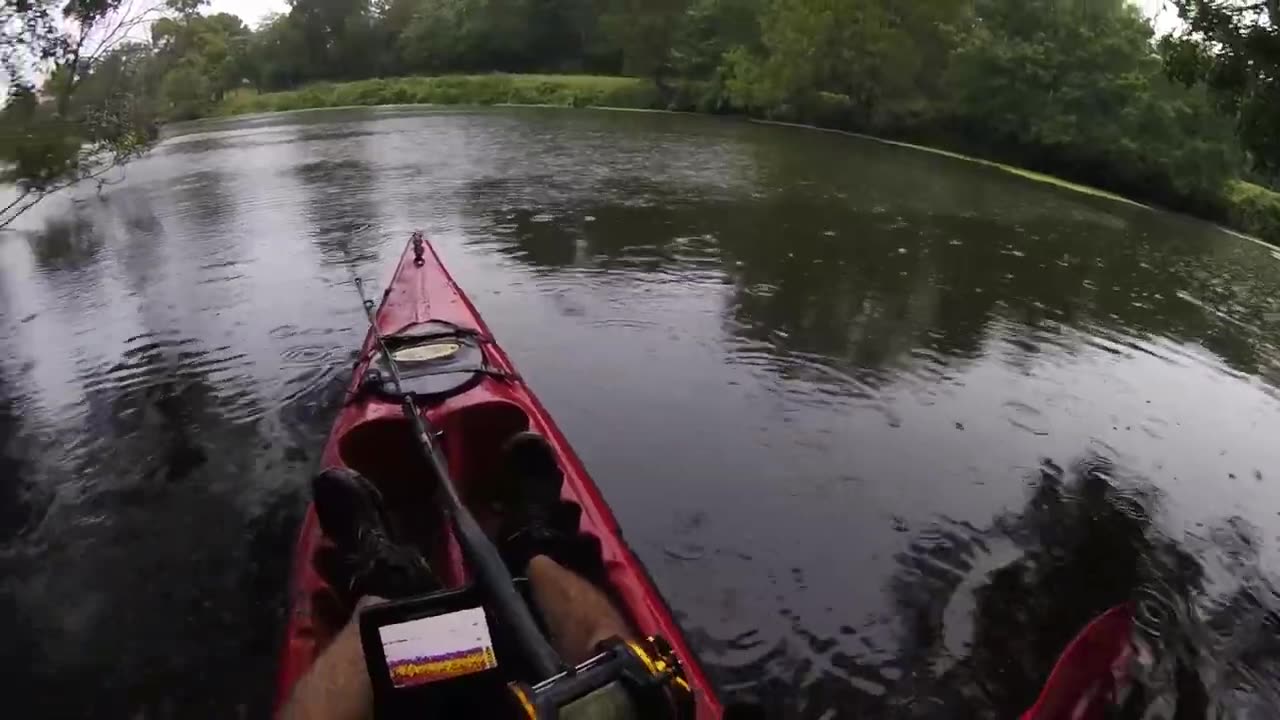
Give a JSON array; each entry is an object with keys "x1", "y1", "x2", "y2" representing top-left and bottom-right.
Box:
[{"x1": 1022, "y1": 604, "x2": 1135, "y2": 720}]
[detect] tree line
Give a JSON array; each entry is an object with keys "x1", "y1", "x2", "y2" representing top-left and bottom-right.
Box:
[{"x1": 1, "y1": 0, "x2": 1278, "y2": 230}]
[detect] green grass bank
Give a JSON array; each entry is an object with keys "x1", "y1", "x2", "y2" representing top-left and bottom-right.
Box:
[
  {"x1": 1225, "y1": 180, "x2": 1280, "y2": 246},
  {"x1": 216, "y1": 75, "x2": 661, "y2": 115},
  {"x1": 214, "y1": 74, "x2": 1280, "y2": 249}
]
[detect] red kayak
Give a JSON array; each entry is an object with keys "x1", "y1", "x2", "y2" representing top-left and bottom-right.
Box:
[
  {"x1": 274, "y1": 233, "x2": 722, "y2": 718},
  {"x1": 1023, "y1": 604, "x2": 1135, "y2": 720}
]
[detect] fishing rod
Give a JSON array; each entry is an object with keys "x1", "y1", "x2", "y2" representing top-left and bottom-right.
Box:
[{"x1": 354, "y1": 276, "x2": 565, "y2": 681}]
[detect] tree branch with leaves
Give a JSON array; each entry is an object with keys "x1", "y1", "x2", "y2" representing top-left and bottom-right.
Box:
[
  {"x1": 1162, "y1": 0, "x2": 1280, "y2": 176},
  {"x1": 0, "y1": 0, "x2": 164, "y2": 229}
]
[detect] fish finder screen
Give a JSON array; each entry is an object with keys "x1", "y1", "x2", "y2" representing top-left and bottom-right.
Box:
[{"x1": 378, "y1": 607, "x2": 498, "y2": 688}]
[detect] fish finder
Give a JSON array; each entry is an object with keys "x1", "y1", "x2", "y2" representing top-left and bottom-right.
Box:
[{"x1": 360, "y1": 587, "x2": 518, "y2": 717}]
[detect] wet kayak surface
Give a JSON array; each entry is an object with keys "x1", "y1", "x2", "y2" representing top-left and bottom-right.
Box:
[{"x1": 2, "y1": 107, "x2": 1279, "y2": 717}]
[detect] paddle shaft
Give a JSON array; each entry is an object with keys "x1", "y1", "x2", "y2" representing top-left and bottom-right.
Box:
[{"x1": 355, "y1": 278, "x2": 564, "y2": 680}]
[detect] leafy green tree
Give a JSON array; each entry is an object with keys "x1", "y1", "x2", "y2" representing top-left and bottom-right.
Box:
[
  {"x1": 945, "y1": 0, "x2": 1150, "y2": 147},
  {"x1": 159, "y1": 66, "x2": 215, "y2": 120},
  {"x1": 287, "y1": 0, "x2": 378, "y2": 79},
  {"x1": 390, "y1": 0, "x2": 605, "y2": 74},
  {"x1": 524, "y1": 0, "x2": 601, "y2": 71},
  {"x1": 723, "y1": 0, "x2": 968, "y2": 126},
  {"x1": 395, "y1": 0, "x2": 477, "y2": 72},
  {"x1": 247, "y1": 13, "x2": 312, "y2": 90},
  {"x1": 1161, "y1": 0, "x2": 1280, "y2": 176},
  {"x1": 151, "y1": 11, "x2": 252, "y2": 115},
  {"x1": 945, "y1": 0, "x2": 1240, "y2": 207},
  {"x1": 0, "y1": 0, "x2": 162, "y2": 227},
  {"x1": 669, "y1": 0, "x2": 762, "y2": 79},
  {"x1": 598, "y1": 0, "x2": 690, "y2": 87}
]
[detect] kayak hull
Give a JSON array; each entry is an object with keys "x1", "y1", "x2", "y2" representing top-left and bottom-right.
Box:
[
  {"x1": 1022, "y1": 604, "x2": 1134, "y2": 720},
  {"x1": 274, "y1": 235, "x2": 721, "y2": 718}
]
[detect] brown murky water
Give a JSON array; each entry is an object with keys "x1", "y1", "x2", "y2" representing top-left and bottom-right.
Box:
[{"x1": 3, "y1": 107, "x2": 1280, "y2": 718}]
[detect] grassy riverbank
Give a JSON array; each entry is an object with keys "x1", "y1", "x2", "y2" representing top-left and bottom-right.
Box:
[
  {"x1": 1225, "y1": 181, "x2": 1280, "y2": 245},
  {"x1": 216, "y1": 75, "x2": 661, "y2": 115},
  {"x1": 214, "y1": 74, "x2": 1280, "y2": 248}
]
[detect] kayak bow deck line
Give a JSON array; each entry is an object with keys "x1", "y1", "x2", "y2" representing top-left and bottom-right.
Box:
[{"x1": 275, "y1": 233, "x2": 722, "y2": 718}]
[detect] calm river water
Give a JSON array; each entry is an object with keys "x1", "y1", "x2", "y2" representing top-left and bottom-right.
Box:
[{"x1": 3, "y1": 108, "x2": 1280, "y2": 718}]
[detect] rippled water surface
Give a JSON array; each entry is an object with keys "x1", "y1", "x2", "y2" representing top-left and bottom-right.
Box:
[{"x1": 4, "y1": 108, "x2": 1280, "y2": 718}]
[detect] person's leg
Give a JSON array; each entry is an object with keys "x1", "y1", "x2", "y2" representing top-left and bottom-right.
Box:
[
  {"x1": 279, "y1": 597, "x2": 383, "y2": 720},
  {"x1": 499, "y1": 433, "x2": 636, "y2": 664},
  {"x1": 525, "y1": 554, "x2": 632, "y2": 664},
  {"x1": 281, "y1": 470, "x2": 439, "y2": 720}
]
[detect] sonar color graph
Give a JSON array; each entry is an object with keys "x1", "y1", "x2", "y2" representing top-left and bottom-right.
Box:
[{"x1": 379, "y1": 607, "x2": 498, "y2": 689}]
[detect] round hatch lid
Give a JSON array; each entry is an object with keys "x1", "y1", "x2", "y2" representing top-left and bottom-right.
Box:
[{"x1": 363, "y1": 321, "x2": 487, "y2": 402}]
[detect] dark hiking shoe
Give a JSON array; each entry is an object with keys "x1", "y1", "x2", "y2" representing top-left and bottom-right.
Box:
[
  {"x1": 313, "y1": 467, "x2": 437, "y2": 600},
  {"x1": 497, "y1": 432, "x2": 576, "y2": 574}
]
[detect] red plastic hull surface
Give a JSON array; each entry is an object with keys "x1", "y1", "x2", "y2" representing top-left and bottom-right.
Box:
[
  {"x1": 274, "y1": 235, "x2": 722, "y2": 718},
  {"x1": 1021, "y1": 604, "x2": 1134, "y2": 720}
]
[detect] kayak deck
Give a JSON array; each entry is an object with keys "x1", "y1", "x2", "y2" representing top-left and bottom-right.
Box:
[{"x1": 275, "y1": 234, "x2": 721, "y2": 718}]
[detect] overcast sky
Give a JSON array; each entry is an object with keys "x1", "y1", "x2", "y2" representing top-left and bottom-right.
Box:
[
  {"x1": 209, "y1": 0, "x2": 1181, "y2": 32},
  {"x1": 1139, "y1": 0, "x2": 1182, "y2": 33},
  {"x1": 208, "y1": 0, "x2": 285, "y2": 27}
]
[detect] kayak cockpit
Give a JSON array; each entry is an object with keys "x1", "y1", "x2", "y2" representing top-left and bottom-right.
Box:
[{"x1": 336, "y1": 400, "x2": 536, "y2": 586}]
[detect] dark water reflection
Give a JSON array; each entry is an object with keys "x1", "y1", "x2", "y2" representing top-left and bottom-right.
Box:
[{"x1": 2, "y1": 108, "x2": 1280, "y2": 718}]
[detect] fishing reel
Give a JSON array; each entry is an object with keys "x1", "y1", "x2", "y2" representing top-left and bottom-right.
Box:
[{"x1": 508, "y1": 635, "x2": 695, "y2": 720}]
